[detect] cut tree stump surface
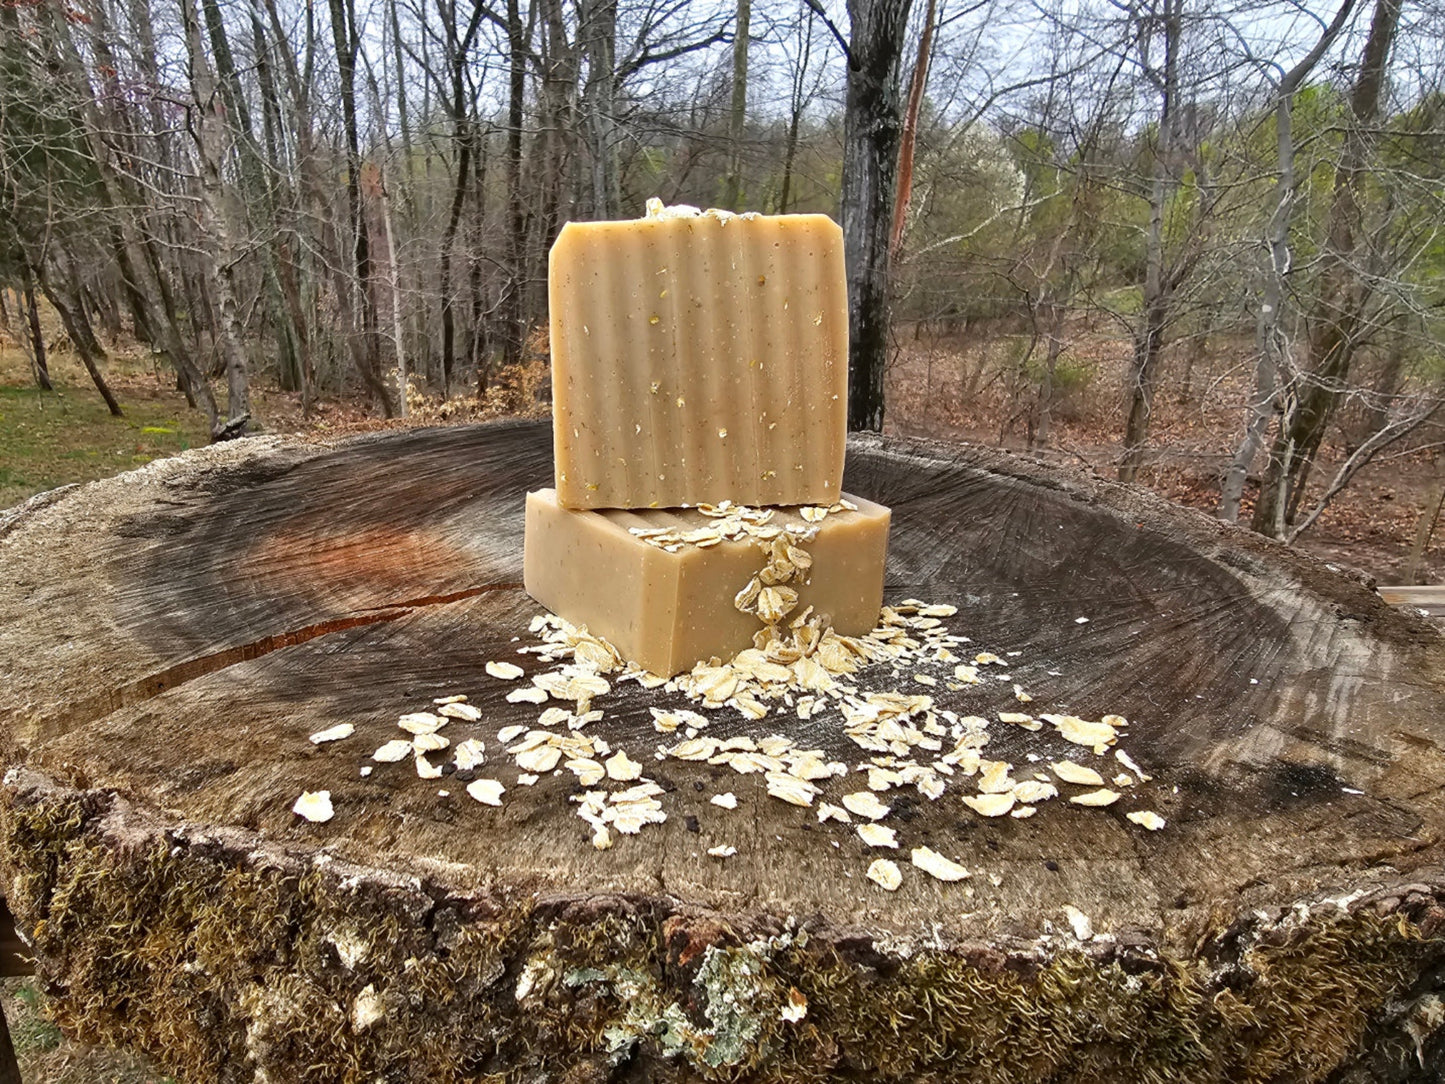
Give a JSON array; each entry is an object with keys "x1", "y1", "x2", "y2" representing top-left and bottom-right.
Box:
[{"x1": 2, "y1": 419, "x2": 1444, "y2": 1083}]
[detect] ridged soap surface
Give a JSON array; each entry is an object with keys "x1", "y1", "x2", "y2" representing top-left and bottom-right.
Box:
[{"x1": 549, "y1": 212, "x2": 848, "y2": 510}]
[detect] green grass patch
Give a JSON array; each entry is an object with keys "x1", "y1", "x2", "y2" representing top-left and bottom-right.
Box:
[{"x1": 0, "y1": 376, "x2": 210, "y2": 510}]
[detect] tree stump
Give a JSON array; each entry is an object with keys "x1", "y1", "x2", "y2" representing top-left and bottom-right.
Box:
[{"x1": 1, "y1": 419, "x2": 1444, "y2": 1083}]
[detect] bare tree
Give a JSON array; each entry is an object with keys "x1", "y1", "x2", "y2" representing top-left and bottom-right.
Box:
[{"x1": 1251, "y1": 0, "x2": 1404, "y2": 536}]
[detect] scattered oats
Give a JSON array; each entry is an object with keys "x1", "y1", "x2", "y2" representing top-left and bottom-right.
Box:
[
  {"x1": 666, "y1": 737, "x2": 719, "y2": 761},
  {"x1": 1070, "y1": 788, "x2": 1121, "y2": 807},
  {"x1": 433, "y1": 694, "x2": 468, "y2": 705},
  {"x1": 976, "y1": 760, "x2": 1015, "y2": 794},
  {"x1": 506, "y1": 687, "x2": 549, "y2": 705},
  {"x1": 415, "y1": 755, "x2": 443, "y2": 779},
  {"x1": 817, "y1": 802, "x2": 851, "y2": 824},
  {"x1": 1051, "y1": 761, "x2": 1105, "y2": 786},
  {"x1": 438, "y1": 702, "x2": 482, "y2": 721},
  {"x1": 711, "y1": 792, "x2": 739, "y2": 809},
  {"x1": 707, "y1": 844, "x2": 737, "y2": 858},
  {"x1": 497, "y1": 725, "x2": 526, "y2": 744},
  {"x1": 757, "y1": 586, "x2": 799, "y2": 623},
  {"x1": 952, "y1": 665, "x2": 982, "y2": 685},
  {"x1": 1010, "y1": 805, "x2": 1037, "y2": 819},
  {"x1": 517, "y1": 773, "x2": 540, "y2": 785},
  {"x1": 566, "y1": 758, "x2": 606, "y2": 785},
  {"x1": 466, "y1": 778, "x2": 505, "y2": 806},
  {"x1": 857, "y1": 823, "x2": 898, "y2": 848},
  {"x1": 292, "y1": 790, "x2": 333, "y2": 822},
  {"x1": 611, "y1": 782, "x2": 665, "y2": 803},
  {"x1": 359, "y1": 766, "x2": 373, "y2": 777},
  {"x1": 1012, "y1": 780, "x2": 1058, "y2": 804},
  {"x1": 914, "y1": 674, "x2": 937, "y2": 687},
  {"x1": 974, "y1": 652, "x2": 1004, "y2": 665},
  {"x1": 963, "y1": 793, "x2": 1016, "y2": 817},
  {"x1": 998, "y1": 712, "x2": 1041, "y2": 731},
  {"x1": 572, "y1": 709, "x2": 604, "y2": 730},
  {"x1": 1063, "y1": 905, "x2": 1094, "y2": 941},
  {"x1": 1115, "y1": 748, "x2": 1152, "y2": 782},
  {"x1": 592, "y1": 825, "x2": 613, "y2": 850},
  {"x1": 919, "y1": 604, "x2": 957, "y2": 617},
  {"x1": 801, "y1": 506, "x2": 828, "y2": 523},
  {"x1": 516, "y1": 746, "x2": 562, "y2": 774},
  {"x1": 911, "y1": 846, "x2": 970, "y2": 882},
  {"x1": 538, "y1": 706, "x2": 571, "y2": 728},
  {"x1": 1075, "y1": 616, "x2": 1090, "y2": 624},
  {"x1": 1113, "y1": 773, "x2": 1135, "y2": 788},
  {"x1": 398, "y1": 712, "x2": 444, "y2": 735},
  {"x1": 372, "y1": 739, "x2": 413, "y2": 763},
  {"x1": 867, "y1": 859, "x2": 902, "y2": 891},
  {"x1": 486, "y1": 660, "x2": 525, "y2": 680},
  {"x1": 411, "y1": 731, "x2": 450, "y2": 754},
  {"x1": 1127, "y1": 810, "x2": 1167, "y2": 831},
  {"x1": 766, "y1": 771, "x2": 819, "y2": 807},
  {"x1": 605, "y1": 751, "x2": 643, "y2": 782},
  {"x1": 309, "y1": 723, "x2": 355, "y2": 744},
  {"x1": 841, "y1": 791, "x2": 890, "y2": 820},
  {"x1": 453, "y1": 738, "x2": 486, "y2": 771},
  {"x1": 1013, "y1": 685, "x2": 1033, "y2": 703},
  {"x1": 867, "y1": 766, "x2": 904, "y2": 791},
  {"x1": 1046, "y1": 714, "x2": 1118, "y2": 749},
  {"x1": 437, "y1": 789, "x2": 450, "y2": 797}
]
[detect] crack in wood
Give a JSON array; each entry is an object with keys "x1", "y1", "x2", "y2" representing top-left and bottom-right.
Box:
[{"x1": 16, "y1": 582, "x2": 520, "y2": 746}]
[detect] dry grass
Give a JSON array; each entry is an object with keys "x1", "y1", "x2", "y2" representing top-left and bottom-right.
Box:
[{"x1": 2, "y1": 979, "x2": 170, "y2": 1084}]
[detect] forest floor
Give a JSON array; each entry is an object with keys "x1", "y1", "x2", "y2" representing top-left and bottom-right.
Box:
[
  {"x1": 0, "y1": 320, "x2": 1442, "y2": 1079},
  {"x1": 885, "y1": 325, "x2": 1445, "y2": 586}
]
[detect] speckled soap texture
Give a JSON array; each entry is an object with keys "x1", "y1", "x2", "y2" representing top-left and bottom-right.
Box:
[
  {"x1": 523, "y1": 489, "x2": 890, "y2": 677},
  {"x1": 548, "y1": 207, "x2": 848, "y2": 510}
]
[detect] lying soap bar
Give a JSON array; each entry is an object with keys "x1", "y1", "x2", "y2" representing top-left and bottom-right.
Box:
[
  {"x1": 549, "y1": 204, "x2": 847, "y2": 510},
  {"x1": 523, "y1": 488, "x2": 889, "y2": 677}
]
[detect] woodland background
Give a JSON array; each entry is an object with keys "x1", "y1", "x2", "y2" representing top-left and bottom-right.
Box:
[{"x1": 1, "y1": 0, "x2": 1444, "y2": 572}]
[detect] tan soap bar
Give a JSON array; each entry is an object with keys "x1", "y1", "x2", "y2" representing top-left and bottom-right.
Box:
[
  {"x1": 523, "y1": 489, "x2": 889, "y2": 677},
  {"x1": 549, "y1": 203, "x2": 847, "y2": 510}
]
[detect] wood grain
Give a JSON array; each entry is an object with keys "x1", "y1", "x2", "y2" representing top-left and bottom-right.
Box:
[{"x1": 2, "y1": 420, "x2": 1443, "y2": 1082}]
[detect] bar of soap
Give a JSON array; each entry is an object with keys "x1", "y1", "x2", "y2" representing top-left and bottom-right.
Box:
[
  {"x1": 549, "y1": 203, "x2": 847, "y2": 510},
  {"x1": 523, "y1": 489, "x2": 889, "y2": 677}
]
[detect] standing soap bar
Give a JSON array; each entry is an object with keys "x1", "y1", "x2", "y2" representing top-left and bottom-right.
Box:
[{"x1": 549, "y1": 202, "x2": 848, "y2": 510}]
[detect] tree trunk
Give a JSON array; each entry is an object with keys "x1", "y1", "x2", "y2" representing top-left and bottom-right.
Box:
[
  {"x1": 3, "y1": 423, "x2": 1445, "y2": 1082},
  {"x1": 54, "y1": 0, "x2": 218, "y2": 430},
  {"x1": 35, "y1": 257, "x2": 124, "y2": 416},
  {"x1": 19, "y1": 263, "x2": 51, "y2": 391},
  {"x1": 890, "y1": 0, "x2": 936, "y2": 265},
  {"x1": 777, "y1": 3, "x2": 815, "y2": 215},
  {"x1": 328, "y1": 0, "x2": 394, "y2": 417},
  {"x1": 503, "y1": 0, "x2": 529, "y2": 371},
  {"x1": 183, "y1": 0, "x2": 252, "y2": 432},
  {"x1": 1118, "y1": 0, "x2": 1180, "y2": 484},
  {"x1": 580, "y1": 0, "x2": 619, "y2": 218},
  {"x1": 536, "y1": 0, "x2": 577, "y2": 278},
  {"x1": 1219, "y1": 0, "x2": 1356, "y2": 524},
  {"x1": 1034, "y1": 301, "x2": 1066, "y2": 449},
  {"x1": 1252, "y1": 0, "x2": 1400, "y2": 536},
  {"x1": 723, "y1": 0, "x2": 750, "y2": 210},
  {"x1": 842, "y1": 0, "x2": 914, "y2": 433}
]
